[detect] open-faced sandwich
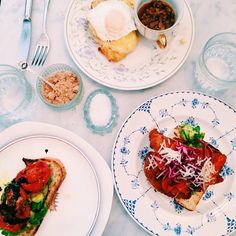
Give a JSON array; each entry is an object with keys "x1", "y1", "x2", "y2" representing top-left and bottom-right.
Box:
[
  {"x1": 0, "y1": 158, "x2": 66, "y2": 235},
  {"x1": 87, "y1": 0, "x2": 138, "y2": 62},
  {"x1": 144, "y1": 123, "x2": 227, "y2": 211}
]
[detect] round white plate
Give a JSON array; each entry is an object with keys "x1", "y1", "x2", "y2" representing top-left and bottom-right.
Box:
[
  {"x1": 0, "y1": 135, "x2": 100, "y2": 236},
  {"x1": 64, "y1": 0, "x2": 194, "y2": 90},
  {"x1": 0, "y1": 122, "x2": 113, "y2": 236},
  {"x1": 112, "y1": 91, "x2": 236, "y2": 236}
]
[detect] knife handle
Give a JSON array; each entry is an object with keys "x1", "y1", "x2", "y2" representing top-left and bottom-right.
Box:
[{"x1": 24, "y1": 0, "x2": 33, "y2": 20}]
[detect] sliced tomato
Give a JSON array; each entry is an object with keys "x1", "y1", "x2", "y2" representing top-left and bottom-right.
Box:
[
  {"x1": 15, "y1": 188, "x2": 30, "y2": 219},
  {"x1": 161, "y1": 177, "x2": 171, "y2": 193},
  {"x1": 16, "y1": 161, "x2": 51, "y2": 193},
  {"x1": 175, "y1": 181, "x2": 189, "y2": 195},
  {"x1": 213, "y1": 154, "x2": 227, "y2": 172},
  {"x1": 0, "y1": 216, "x2": 21, "y2": 233}
]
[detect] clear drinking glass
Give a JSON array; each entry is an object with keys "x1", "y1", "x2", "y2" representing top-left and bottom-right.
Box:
[
  {"x1": 194, "y1": 32, "x2": 236, "y2": 92},
  {"x1": 0, "y1": 64, "x2": 34, "y2": 128}
]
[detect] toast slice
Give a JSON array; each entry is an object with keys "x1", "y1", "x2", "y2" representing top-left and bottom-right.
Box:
[
  {"x1": 0, "y1": 158, "x2": 66, "y2": 235},
  {"x1": 144, "y1": 128, "x2": 226, "y2": 211},
  {"x1": 175, "y1": 191, "x2": 205, "y2": 211}
]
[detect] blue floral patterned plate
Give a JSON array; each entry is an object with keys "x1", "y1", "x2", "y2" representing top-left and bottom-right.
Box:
[
  {"x1": 64, "y1": 0, "x2": 194, "y2": 90},
  {"x1": 112, "y1": 91, "x2": 236, "y2": 236}
]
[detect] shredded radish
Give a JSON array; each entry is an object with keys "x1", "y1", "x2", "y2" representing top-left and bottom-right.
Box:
[{"x1": 151, "y1": 140, "x2": 215, "y2": 189}]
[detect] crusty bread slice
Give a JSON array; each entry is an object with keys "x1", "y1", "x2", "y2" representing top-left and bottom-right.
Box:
[
  {"x1": 175, "y1": 191, "x2": 205, "y2": 211},
  {"x1": 19, "y1": 158, "x2": 66, "y2": 236},
  {"x1": 145, "y1": 128, "x2": 227, "y2": 211}
]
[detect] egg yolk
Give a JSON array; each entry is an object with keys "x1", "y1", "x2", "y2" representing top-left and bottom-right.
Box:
[{"x1": 105, "y1": 10, "x2": 125, "y2": 35}]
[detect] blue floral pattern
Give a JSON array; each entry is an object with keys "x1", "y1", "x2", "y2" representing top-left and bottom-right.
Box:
[
  {"x1": 138, "y1": 146, "x2": 150, "y2": 162},
  {"x1": 206, "y1": 212, "x2": 217, "y2": 223},
  {"x1": 120, "y1": 147, "x2": 130, "y2": 155},
  {"x1": 209, "y1": 137, "x2": 219, "y2": 148},
  {"x1": 112, "y1": 92, "x2": 236, "y2": 236},
  {"x1": 170, "y1": 200, "x2": 184, "y2": 213},
  {"x1": 203, "y1": 190, "x2": 214, "y2": 200},
  {"x1": 131, "y1": 178, "x2": 140, "y2": 189},
  {"x1": 159, "y1": 108, "x2": 169, "y2": 117},
  {"x1": 231, "y1": 138, "x2": 236, "y2": 150},
  {"x1": 183, "y1": 116, "x2": 196, "y2": 126},
  {"x1": 224, "y1": 192, "x2": 235, "y2": 201},
  {"x1": 220, "y1": 163, "x2": 234, "y2": 177},
  {"x1": 192, "y1": 98, "x2": 199, "y2": 108}
]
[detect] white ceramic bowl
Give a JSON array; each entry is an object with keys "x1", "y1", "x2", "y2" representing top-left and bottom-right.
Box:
[{"x1": 134, "y1": 0, "x2": 184, "y2": 44}]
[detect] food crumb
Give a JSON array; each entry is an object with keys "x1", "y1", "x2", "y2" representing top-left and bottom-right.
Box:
[{"x1": 42, "y1": 71, "x2": 80, "y2": 105}]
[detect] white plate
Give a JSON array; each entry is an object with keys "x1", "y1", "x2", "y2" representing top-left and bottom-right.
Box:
[
  {"x1": 112, "y1": 91, "x2": 236, "y2": 236},
  {"x1": 0, "y1": 122, "x2": 113, "y2": 236},
  {"x1": 64, "y1": 0, "x2": 194, "y2": 90},
  {"x1": 0, "y1": 135, "x2": 100, "y2": 236}
]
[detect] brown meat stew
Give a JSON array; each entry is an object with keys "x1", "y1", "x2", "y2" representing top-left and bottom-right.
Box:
[{"x1": 138, "y1": 0, "x2": 176, "y2": 30}]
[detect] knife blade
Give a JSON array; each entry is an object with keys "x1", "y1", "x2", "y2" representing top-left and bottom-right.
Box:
[{"x1": 19, "y1": 0, "x2": 33, "y2": 70}]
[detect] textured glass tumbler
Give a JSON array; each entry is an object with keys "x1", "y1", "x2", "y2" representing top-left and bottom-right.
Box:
[
  {"x1": 194, "y1": 32, "x2": 236, "y2": 92},
  {"x1": 0, "y1": 64, "x2": 34, "y2": 128}
]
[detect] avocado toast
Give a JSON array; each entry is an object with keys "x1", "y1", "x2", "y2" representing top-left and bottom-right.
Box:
[{"x1": 0, "y1": 158, "x2": 66, "y2": 235}]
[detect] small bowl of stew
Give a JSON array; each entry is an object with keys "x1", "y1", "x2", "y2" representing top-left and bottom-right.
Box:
[{"x1": 134, "y1": 0, "x2": 184, "y2": 47}]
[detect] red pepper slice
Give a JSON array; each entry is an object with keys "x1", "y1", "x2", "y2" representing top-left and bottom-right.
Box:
[
  {"x1": 0, "y1": 216, "x2": 21, "y2": 233},
  {"x1": 16, "y1": 161, "x2": 51, "y2": 193}
]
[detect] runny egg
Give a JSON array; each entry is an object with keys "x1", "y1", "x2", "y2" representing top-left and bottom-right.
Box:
[{"x1": 87, "y1": 0, "x2": 136, "y2": 41}]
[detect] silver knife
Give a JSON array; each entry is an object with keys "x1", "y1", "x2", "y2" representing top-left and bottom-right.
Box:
[{"x1": 19, "y1": 0, "x2": 33, "y2": 70}]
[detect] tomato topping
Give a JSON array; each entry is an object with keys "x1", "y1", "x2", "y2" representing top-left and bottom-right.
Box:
[
  {"x1": 15, "y1": 188, "x2": 31, "y2": 219},
  {"x1": 0, "y1": 216, "x2": 21, "y2": 233},
  {"x1": 213, "y1": 154, "x2": 227, "y2": 172},
  {"x1": 16, "y1": 161, "x2": 51, "y2": 193}
]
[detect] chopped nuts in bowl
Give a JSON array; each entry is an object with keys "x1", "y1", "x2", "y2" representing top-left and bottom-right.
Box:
[{"x1": 37, "y1": 64, "x2": 83, "y2": 110}]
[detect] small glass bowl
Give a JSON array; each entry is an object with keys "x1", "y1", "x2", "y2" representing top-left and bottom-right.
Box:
[
  {"x1": 83, "y1": 89, "x2": 119, "y2": 135},
  {"x1": 36, "y1": 63, "x2": 83, "y2": 110},
  {"x1": 0, "y1": 64, "x2": 33, "y2": 128}
]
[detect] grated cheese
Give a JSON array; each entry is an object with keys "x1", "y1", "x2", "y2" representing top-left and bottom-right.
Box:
[
  {"x1": 145, "y1": 155, "x2": 158, "y2": 170},
  {"x1": 199, "y1": 158, "x2": 215, "y2": 184},
  {"x1": 159, "y1": 147, "x2": 182, "y2": 165}
]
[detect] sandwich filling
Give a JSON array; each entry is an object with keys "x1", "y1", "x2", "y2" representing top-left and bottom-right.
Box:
[
  {"x1": 0, "y1": 159, "x2": 52, "y2": 235},
  {"x1": 144, "y1": 124, "x2": 227, "y2": 200}
]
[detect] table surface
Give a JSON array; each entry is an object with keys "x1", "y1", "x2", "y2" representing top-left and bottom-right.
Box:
[{"x1": 0, "y1": 0, "x2": 236, "y2": 235}]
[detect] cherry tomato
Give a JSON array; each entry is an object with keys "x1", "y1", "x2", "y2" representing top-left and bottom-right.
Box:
[{"x1": 16, "y1": 161, "x2": 51, "y2": 193}]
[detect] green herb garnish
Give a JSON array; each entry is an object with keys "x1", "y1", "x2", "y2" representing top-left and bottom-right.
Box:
[
  {"x1": 29, "y1": 204, "x2": 48, "y2": 226},
  {"x1": 179, "y1": 123, "x2": 205, "y2": 148}
]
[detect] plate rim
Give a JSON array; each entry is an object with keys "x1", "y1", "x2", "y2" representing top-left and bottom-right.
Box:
[
  {"x1": 111, "y1": 90, "x2": 236, "y2": 235},
  {"x1": 64, "y1": 0, "x2": 195, "y2": 91},
  {"x1": 0, "y1": 134, "x2": 101, "y2": 236}
]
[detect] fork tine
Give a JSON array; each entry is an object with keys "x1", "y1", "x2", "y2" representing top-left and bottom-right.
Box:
[
  {"x1": 31, "y1": 46, "x2": 41, "y2": 66},
  {"x1": 34, "y1": 46, "x2": 45, "y2": 66},
  {"x1": 38, "y1": 46, "x2": 48, "y2": 66},
  {"x1": 40, "y1": 46, "x2": 49, "y2": 66}
]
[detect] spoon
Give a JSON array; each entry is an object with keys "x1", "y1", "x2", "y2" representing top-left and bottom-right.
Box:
[{"x1": 18, "y1": 62, "x2": 54, "y2": 89}]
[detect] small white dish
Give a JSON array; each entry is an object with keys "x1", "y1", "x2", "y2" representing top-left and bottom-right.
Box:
[{"x1": 83, "y1": 89, "x2": 119, "y2": 135}]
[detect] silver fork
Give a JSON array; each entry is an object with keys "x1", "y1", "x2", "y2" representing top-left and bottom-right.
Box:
[{"x1": 31, "y1": 0, "x2": 50, "y2": 66}]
